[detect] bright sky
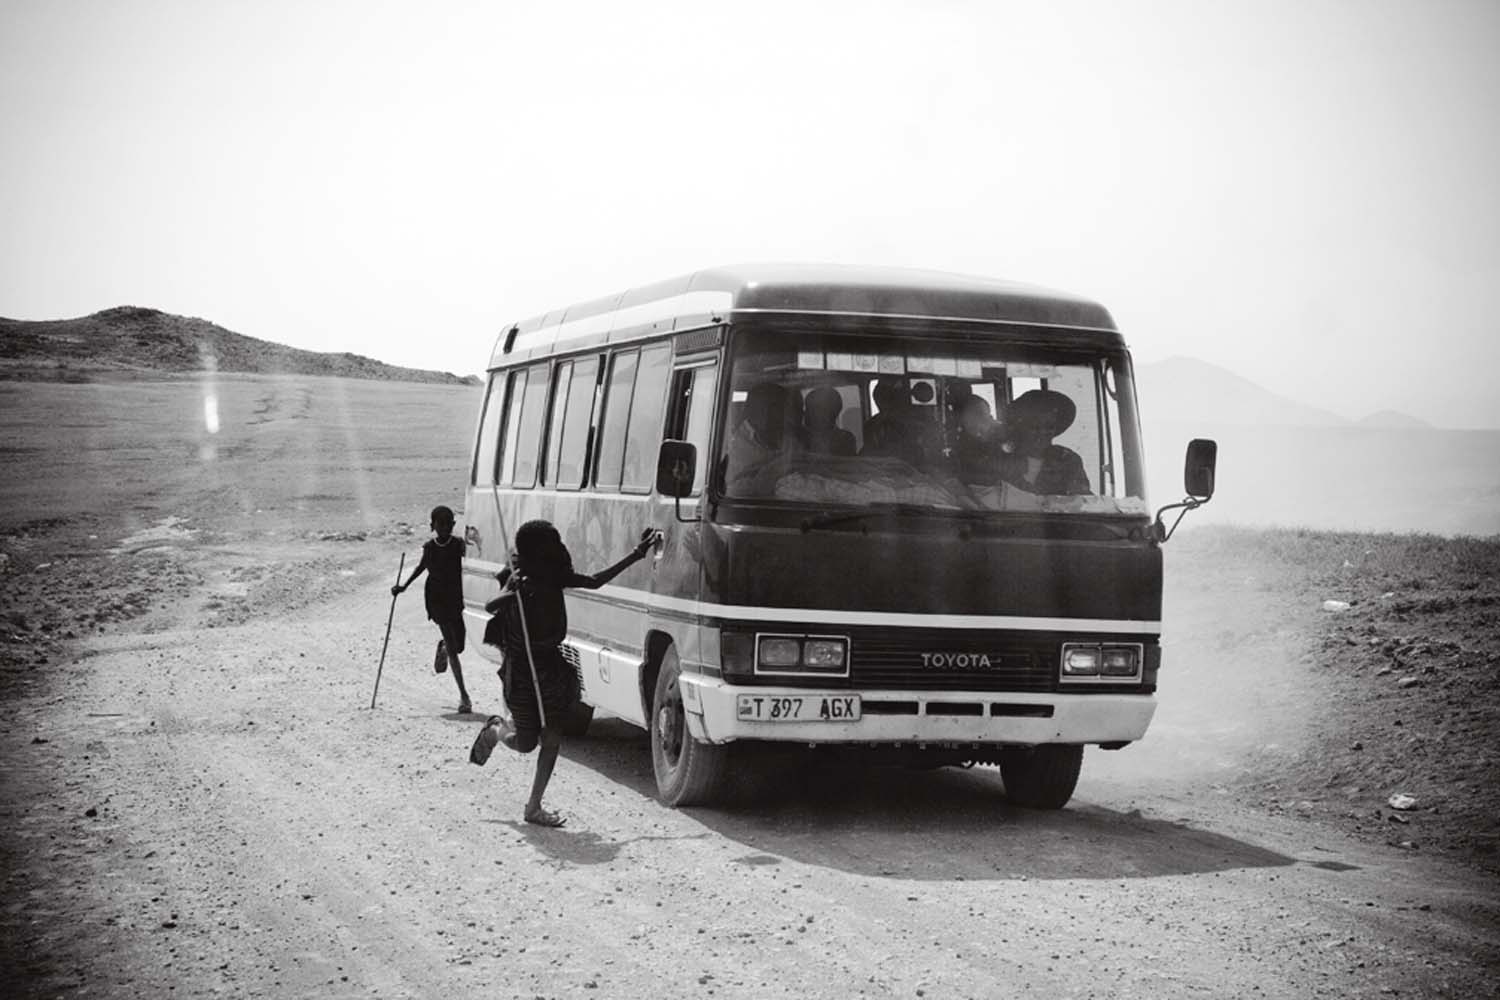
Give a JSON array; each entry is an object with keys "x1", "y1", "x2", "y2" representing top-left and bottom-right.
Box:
[{"x1": 3, "y1": 0, "x2": 1497, "y2": 428}]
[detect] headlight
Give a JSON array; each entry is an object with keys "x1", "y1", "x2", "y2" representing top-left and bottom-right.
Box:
[
  {"x1": 802, "y1": 639, "x2": 847, "y2": 668},
  {"x1": 758, "y1": 637, "x2": 802, "y2": 667},
  {"x1": 1061, "y1": 644, "x2": 1101, "y2": 676},
  {"x1": 754, "y1": 634, "x2": 850, "y2": 674},
  {"x1": 1060, "y1": 642, "x2": 1143, "y2": 681},
  {"x1": 1101, "y1": 645, "x2": 1141, "y2": 676}
]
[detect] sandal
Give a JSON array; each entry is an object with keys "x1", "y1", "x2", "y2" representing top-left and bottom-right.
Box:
[
  {"x1": 458, "y1": 699, "x2": 473, "y2": 715},
  {"x1": 524, "y1": 806, "x2": 566, "y2": 828},
  {"x1": 468, "y1": 715, "x2": 508, "y2": 766}
]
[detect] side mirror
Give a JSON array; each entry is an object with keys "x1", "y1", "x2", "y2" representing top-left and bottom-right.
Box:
[
  {"x1": 656, "y1": 440, "x2": 697, "y2": 497},
  {"x1": 656, "y1": 440, "x2": 701, "y2": 523},
  {"x1": 1184, "y1": 438, "x2": 1217, "y2": 500},
  {"x1": 1153, "y1": 437, "x2": 1217, "y2": 543}
]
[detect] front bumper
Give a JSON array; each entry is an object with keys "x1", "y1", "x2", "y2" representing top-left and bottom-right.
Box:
[{"x1": 677, "y1": 675, "x2": 1156, "y2": 746}]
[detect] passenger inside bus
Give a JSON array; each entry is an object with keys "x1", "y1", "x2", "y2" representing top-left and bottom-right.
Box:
[
  {"x1": 861, "y1": 377, "x2": 938, "y2": 467},
  {"x1": 998, "y1": 389, "x2": 1092, "y2": 495},
  {"x1": 801, "y1": 386, "x2": 856, "y2": 457},
  {"x1": 955, "y1": 394, "x2": 1004, "y2": 485},
  {"x1": 724, "y1": 381, "x2": 800, "y2": 496}
]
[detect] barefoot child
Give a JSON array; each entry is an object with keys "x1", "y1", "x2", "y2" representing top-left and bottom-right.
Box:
[
  {"x1": 470, "y1": 520, "x2": 658, "y2": 827},
  {"x1": 391, "y1": 505, "x2": 474, "y2": 714}
]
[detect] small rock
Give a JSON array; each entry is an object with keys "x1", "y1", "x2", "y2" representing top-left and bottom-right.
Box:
[
  {"x1": 1399, "y1": 841, "x2": 1418, "y2": 850},
  {"x1": 1322, "y1": 600, "x2": 1351, "y2": 613},
  {"x1": 1388, "y1": 793, "x2": 1418, "y2": 811},
  {"x1": 85, "y1": 807, "x2": 98, "y2": 818},
  {"x1": 31, "y1": 737, "x2": 48, "y2": 745},
  {"x1": 1397, "y1": 676, "x2": 1420, "y2": 688},
  {"x1": 1350, "y1": 741, "x2": 1363, "y2": 751}
]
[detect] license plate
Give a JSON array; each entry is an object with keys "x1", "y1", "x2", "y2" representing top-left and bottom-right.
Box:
[{"x1": 736, "y1": 694, "x2": 861, "y2": 722}]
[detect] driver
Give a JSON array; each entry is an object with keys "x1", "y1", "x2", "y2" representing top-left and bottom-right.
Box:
[{"x1": 1000, "y1": 389, "x2": 1092, "y2": 495}]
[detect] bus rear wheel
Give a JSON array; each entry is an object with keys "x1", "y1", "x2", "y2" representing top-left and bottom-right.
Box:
[
  {"x1": 650, "y1": 647, "x2": 729, "y2": 807},
  {"x1": 1000, "y1": 744, "x2": 1084, "y2": 809}
]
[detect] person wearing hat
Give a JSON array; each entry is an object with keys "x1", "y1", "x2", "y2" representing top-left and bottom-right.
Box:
[{"x1": 999, "y1": 389, "x2": 1092, "y2": 495}]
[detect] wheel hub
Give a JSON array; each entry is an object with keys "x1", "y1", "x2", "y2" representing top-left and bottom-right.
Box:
[{"x1": 656, "y1": 696, "x2": 683, "y2": 763}]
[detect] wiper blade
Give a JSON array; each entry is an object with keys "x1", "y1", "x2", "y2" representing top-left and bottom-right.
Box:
[{"x1": 799, "y1": 504, "x2": 933, "y2": 533}]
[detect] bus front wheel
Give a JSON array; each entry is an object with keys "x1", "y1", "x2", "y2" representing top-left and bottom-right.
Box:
[
  {"x1": 1000, "y1": 744, "x2": 1084, "y2": 809},
  {"x1": 650, "y1": 647, "x2": 729, "y2": 807}
]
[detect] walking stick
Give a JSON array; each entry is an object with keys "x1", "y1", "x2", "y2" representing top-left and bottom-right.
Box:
[
  {"x1": 370, "y1": 552, "x2": 405, "y2": 710},
  {"x1": 492, "y1": 484, "x2": 548, "y2": 730}
]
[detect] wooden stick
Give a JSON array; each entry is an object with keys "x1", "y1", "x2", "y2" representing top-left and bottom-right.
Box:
[
  {"x1": 492, "y1": 484, "x2": 548, "y2": 730},
  {"x1": 370, "y1": 551, "x2": 405, "y2": 709}
]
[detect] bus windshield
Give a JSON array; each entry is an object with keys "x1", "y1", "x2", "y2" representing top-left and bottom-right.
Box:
[{"x1": 715, "y1": 326, "x2": 1149, "y2": 516}]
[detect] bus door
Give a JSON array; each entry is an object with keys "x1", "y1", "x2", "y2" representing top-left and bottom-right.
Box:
[{"x1": 648, "y1": 354, "x2": 720, "y2": 672}]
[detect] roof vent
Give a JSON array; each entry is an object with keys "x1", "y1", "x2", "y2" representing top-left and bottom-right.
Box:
[{"x1": 502, "y1": 325, "x2": 520, "y2": 354}]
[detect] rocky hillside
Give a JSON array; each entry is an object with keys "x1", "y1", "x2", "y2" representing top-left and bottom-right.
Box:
[{"x1": 0, "y1": 306, "x2": 480, "y2": 385}]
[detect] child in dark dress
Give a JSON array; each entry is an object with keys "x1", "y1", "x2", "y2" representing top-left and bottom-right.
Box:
[
  {"x1": 391, "y1": 505, "x2": 474, "y2": 714},
  {"x1": 470, "y1": 519, "x2": 658, "y2": 827}
]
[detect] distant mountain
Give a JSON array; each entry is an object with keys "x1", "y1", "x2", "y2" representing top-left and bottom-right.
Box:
[
  {"x1": 1134, "y1": 356, "x2": 1350, "y2": 427},
  {"x1": 0, "y1": 306, "x2": 480, "y2": 386},
  {"x1": 1357, "y1": 409, "x2": 1432, "y2": 429}
]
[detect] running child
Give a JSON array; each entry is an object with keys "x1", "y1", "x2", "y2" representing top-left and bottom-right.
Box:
[
  {"x1": 469, "y1": 519, "x2": 658, "y2": 827},
  {"x1": 391, "y1": 505, "x2": 474, "y2": 714}
]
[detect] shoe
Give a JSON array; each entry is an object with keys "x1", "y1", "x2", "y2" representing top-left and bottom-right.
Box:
[
  {"x1": 434, "y1": 639, "x2": 448, "y2": 674},
  {"x1": 524, "y1": 805, "x2": 566, "y2": 828},
  {"x1": 458, "y1": 699, "x2": 473, "y2": 714},
  {"x1": 469, "y1": 715, "x2": 507, "y2": 766}
]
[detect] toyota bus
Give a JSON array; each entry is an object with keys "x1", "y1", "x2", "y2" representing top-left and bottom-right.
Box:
[{"x1": 461, "y1": 264, "x2": 1215, "y2": 808}]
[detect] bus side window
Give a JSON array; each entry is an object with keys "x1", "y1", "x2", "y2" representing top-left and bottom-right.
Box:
[
  {"x1": 540, "y1": 360, "x2": 573, "y2": 487},
  {"x1": 495, "y1": 368, "x2": 528, "y2": 486},
  {"x1": 553, "y1": 355, "x2": 601, "y2": 490},
  {"x1": 665, "y1": 361, "x2": 719, "y2": 496},
  {"x1": 506, "y1": 362, "x2": 550, "y2": 488},
  {"x1": 621, "y1": 344, "x2": 673, "y2": 493},
  {"x1": 592, "y1": 349, "x2": 640, "y2": 491},
  {"x1": 471, "y1": 372, "x2": 507, "y2": 485}
]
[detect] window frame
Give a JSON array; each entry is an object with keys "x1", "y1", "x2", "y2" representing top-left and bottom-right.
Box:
[
  {"x1": 551, "y1": 352, "x2": 603, "y2": 492},
  {"x1": 471, "y1": 371, "x2": 507, "y2": 486},
  {"x1": 501, "y1": 362, "x2": 550, "y2": 489},
  {"x1": 591, "y1": 347, "x2": 641, "y2": 492},
  {"x1": 619, "y1": 342, "x2": 675, "y2": 495},
  {"x1": 665, "y1": 358, "x2": 720, "y2": 498}
]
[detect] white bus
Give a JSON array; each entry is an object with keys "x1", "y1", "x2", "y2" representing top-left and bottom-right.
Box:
[{"x1": 461, "y1": 264, "x2": 1214, "y2": 808}]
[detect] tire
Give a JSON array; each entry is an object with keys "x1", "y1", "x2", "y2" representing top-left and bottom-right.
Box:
[
  {"x1": 649, "y1": 646, "x2": 729, "y2": 806},
  {"x1": 560, "y1": 700, "x2": 594, "y2": 739},
  {"x1": 999, "y1": 743, "x2": 1084, "y2": 809}
]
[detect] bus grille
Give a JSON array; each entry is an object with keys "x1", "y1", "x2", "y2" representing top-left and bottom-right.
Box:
[{"x1": 847, "y1": 632, "x2": 1057, "y2": 692}]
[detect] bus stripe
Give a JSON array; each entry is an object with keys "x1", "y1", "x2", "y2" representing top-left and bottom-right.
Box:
[{"x1": 465, "y1": 560, "x2": 1159, "y2": 634}]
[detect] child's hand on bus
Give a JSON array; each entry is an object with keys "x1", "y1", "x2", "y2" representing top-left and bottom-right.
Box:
[{"x1": 635, "y1": 528, "x2": 662, "y2": 557}]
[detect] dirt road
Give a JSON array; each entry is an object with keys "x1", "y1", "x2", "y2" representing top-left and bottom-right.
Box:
[
  {"x1": 2, "y1": 377, "x2": 1497, "y2": 998},
  {"x1": 2, "y1": 534, "x2": 1496, "y2": 1000}
]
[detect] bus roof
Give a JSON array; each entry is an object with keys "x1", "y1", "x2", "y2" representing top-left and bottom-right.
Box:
[{"x1": 492, "y1": 263, "x2": 1120, "y2": 368}]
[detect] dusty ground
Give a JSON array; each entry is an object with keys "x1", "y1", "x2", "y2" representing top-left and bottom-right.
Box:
[{"x1": 2, "y1": 375, "x2": 1498, "y2": 999}]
